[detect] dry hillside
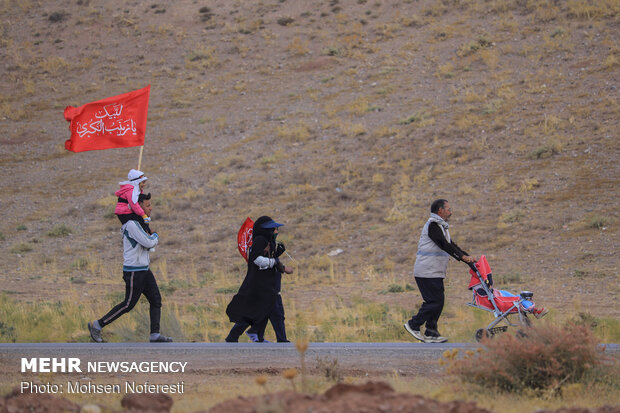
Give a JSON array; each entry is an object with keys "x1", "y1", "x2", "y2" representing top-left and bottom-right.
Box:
[{"x1": 0, "y1": 0, "x2": 618, "y2": 341}]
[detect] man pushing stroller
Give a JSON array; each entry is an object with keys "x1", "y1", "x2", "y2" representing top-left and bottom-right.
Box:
[
  {"x1": 404, "y1": 199, "x2": 548, "y2": 344},
  {"x1": 404, "y1": 199, "x2": 476, "y2": 343}
]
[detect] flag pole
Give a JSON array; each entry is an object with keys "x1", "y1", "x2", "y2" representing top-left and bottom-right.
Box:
[{"x1": 137, "y1": 146, "x2": 144, "y2": 170}]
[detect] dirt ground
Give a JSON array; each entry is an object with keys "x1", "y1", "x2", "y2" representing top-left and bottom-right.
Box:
[{"x1": 2, "y1": 381, "x2": 620, "y2": 413}]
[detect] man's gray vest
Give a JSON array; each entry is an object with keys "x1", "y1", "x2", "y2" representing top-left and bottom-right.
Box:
[{"x1": 413, "y1": 214, "x2": 450, "y2": 279}]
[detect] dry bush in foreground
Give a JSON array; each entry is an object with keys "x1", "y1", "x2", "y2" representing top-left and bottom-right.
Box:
[{"x1": 446, "y1": 323, "x2": 619, "y2": 396}]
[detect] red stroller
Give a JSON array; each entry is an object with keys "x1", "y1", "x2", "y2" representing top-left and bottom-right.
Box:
[{"x1": 466, "y1": 256, "x2": 546, "y2": 342}]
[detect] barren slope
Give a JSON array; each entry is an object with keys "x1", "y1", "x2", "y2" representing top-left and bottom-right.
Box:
[{"x1": 0, "y1": 0, "x2": 618, "y2": 339}]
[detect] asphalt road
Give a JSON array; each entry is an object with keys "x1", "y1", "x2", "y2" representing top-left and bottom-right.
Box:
[
  {"x1": 1, "y1": 342, "x2": 476, "y2": 377},
  {"x1": 1, "y1": 342, "x2": 618, "y2": 377}
]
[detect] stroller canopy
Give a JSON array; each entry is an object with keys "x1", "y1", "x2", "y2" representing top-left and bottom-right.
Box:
[{"x1": 468, "y1": 255, "x2": 492, "y2": 289}]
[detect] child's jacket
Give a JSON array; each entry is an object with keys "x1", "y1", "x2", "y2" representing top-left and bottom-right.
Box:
[{"x1": 114, "y1": 184, "x2": 146, "y2": 217}]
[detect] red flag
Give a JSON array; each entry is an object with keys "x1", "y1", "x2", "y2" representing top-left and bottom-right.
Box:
[
  {"x1": 237, "y1": 217, "x2": 254, "y2": 262},
  {"x1": 64, "y1": 85, "x2": 150, "y2": 152}
]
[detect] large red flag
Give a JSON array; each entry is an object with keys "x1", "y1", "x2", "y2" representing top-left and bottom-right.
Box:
[
  {"x1": 64, "y1": 85, "x2": 150, "y2": 152},
  {"x1": 237, "y1": 217, "x2": 254, "y2": 262}
]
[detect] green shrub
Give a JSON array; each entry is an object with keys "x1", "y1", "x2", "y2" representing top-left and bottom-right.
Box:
[
  {"x1": 399, "y1": 111, "x2": 431, "y2": 125},
  {"x1": 71, "y1": 257, "x2": 88, "y2": 270},
  {"x1": 446, "y1": 323, "x2": 618, "y2": 395},
  {"x1": 571, "y1": 312, "x2": 598, "y2": 329},
  {"x1": 499, "y1": 209, "x2": 524, "y2": 224},
  {"x1": 387, "y1": 284, "x2": 404, "y2": 293},
  {"x1": 277, "y1": 16, "x2": 294, "y2": 26},
  {"x1": 47, "y1": 224, "x2": 72, "y2": 237},
  {"x1": 587, "y1": 215, "x2": 609, "y2": 229},
  {"x1": 10, "y1": 243, "x2": 32, "y2": 253}
]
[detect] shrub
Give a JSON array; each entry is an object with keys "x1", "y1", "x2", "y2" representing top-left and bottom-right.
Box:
[
  {"x1": 315, "y1": 356, "x2": 343, "y2": 382},
  {"x1": 446, "y1": 323, "x2": 618, "y2": 395},
  {"x1": 399, "y1": 111, "x2": 432, "y2": 125},
  {"x1": 499, "y1": 209, "x2": 524, "y2": 224},
  {"x1": 528, "y1": 145, "x2": 559, "y2": 159},
  {"x1": 47, "y1": 224, "x2": 72, "y2": 237},
  {"x1": 10, "y1": 243, "x2": 32, "y2": 254},
  {"x1": 277, "y1": 17, "x2": 294, "y2": 26},
  {"x1": 71, "y1": 257, "x2": 89, "y2": 270},
  {"x1": 198, "y1": 6, "x2": 214, "y2": 22},
  {"x1": 48, "y1": 11, "x2": 68, "y2": 23},
  {"x1": 571, "y1": 312, "x2": 599, "y2": 329},
  {"x1": 587, "y1": 215, "x2": 609, "y2": 229},
  {"x1": 387, "y1": 284, "x2": 404, "y2": 293}
]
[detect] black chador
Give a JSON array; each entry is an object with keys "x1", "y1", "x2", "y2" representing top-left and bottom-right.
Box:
[{"x1": 226, "y1": 216, "x2": 281, "y2": 326}]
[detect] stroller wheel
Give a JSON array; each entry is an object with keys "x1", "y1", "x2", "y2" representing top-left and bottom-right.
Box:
[{"x1": 475, "y1": 328, "x2": 491, "y2": 342}]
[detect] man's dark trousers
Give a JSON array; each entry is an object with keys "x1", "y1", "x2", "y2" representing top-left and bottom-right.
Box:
[
  {"x1": 408, "y1": 277, "x2": 445, "y2": 336},
  {"x1": 98, "y1": 270, "x2": 162, "y2": 334}
]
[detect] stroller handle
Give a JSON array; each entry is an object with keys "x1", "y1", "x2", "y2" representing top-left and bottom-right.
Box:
[{"x1": 467, "y1": 261, "x2": 478, "y2": 272}]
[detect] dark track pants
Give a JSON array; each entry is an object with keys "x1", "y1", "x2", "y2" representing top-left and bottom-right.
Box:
[
  {"x1": 408, "y1": 277, "x2": 445, "y2": 336},
  {"x1": 98, "y1": 270, "x2": 162, "y2": 334}
]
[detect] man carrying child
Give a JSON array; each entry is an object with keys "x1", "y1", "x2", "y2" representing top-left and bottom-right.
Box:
[{"x1": 88, "y1": 193, "x2": 172, "y2": 343}]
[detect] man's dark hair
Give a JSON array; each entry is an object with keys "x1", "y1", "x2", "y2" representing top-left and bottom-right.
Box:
[
  {"x1": 431, "y1": 199, "x2": 448, "y2": 213},
  {"x1": 138, "y1": 193, "x2": 151, "y2": 203}
]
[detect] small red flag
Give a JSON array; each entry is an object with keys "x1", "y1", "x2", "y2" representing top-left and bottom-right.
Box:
[
  {"x1": 64, "y1": 85, "x2": 150, "y2": 152},
  {"x1": 237, "y1": 217, "x2": 254, "y2": 262}
]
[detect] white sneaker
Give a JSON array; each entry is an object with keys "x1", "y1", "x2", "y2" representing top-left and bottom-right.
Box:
[
  {"x1": 88, "y1": 322, "x2": 103, "y2": 343},
  {"x1": 246, "y1": 332, "x2": 260, "y2": 342},
  {"x1": 404, "y1": 323, "x2": 425, "y2": 342},
  {"x1": 424, "y1": 334, "x2": 448, "y2": 343}
]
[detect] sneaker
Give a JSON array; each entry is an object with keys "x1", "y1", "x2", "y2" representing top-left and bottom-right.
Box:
[
  {"x1": 403, "y1": 322, "x2": 425, "y2": 342},
  {"x1": 88, "y1": 322, "x2": 103, "y2": 343},
  {"x1": 246, "y1": 332, "x2": 260, "y2": 342},
  {"x1": 532, "y1": 307, "x2": 549, "y2": 319},
  {"x1": 150, "y1": 334, "x2": 173, "y2": 343},
  {"x1": 424, "y1": 334, "x2": 448, "y2": 343}
]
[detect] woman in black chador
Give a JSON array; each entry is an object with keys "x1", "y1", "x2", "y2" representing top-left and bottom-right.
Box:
[{"x1": 225, "y1": 216, "x2": 293, "y2": 342}]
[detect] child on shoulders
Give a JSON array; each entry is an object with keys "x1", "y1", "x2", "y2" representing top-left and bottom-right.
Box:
[{"x1": 115, "y1": 169, "x2": 151, "y2": 225}]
